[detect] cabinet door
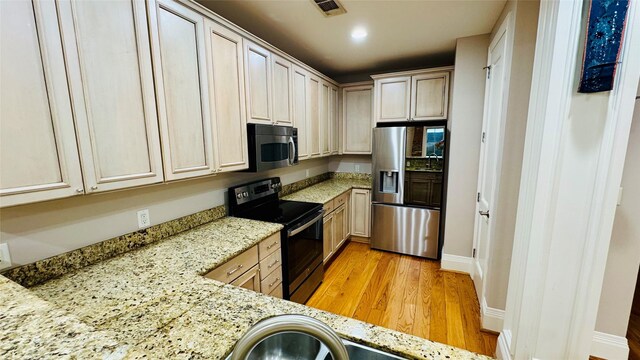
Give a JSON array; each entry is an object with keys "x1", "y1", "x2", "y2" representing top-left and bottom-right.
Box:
[
  {"x1": 0, "y1": 0, "x2": 84, "y2": 207},
  {"x1": 408, "y1": 173, "x2": 432, "y2": 206},
  {"x1": 345, "y1": 192, "x2": 352, "y2": 238},
  {"x1": 149, "y1": 0, "x2": 215, "y2": 181},
  {"x1": 430, "y1": 174, "x2": 443, "y2": 207},
  {"x1": 307, "y1": 75, "x2": 321, "y2": 158},
  {"x1": 323, "y1": 213, "x2": 334, "y2": 263},
  {"x1": 58, "y1": 0, "x2": 163, "y2": 193},
  {"x1": 410, "y1": 72, "x2": 450, "y2": 121},
  {"x1": 244, "y1": 40, "x2": 272, "y2": 124},
  {"x1": 375, "y1": 76, "x2": 411, "y2": 123},
  {"x1": 351, "y1": 189, "x2": 371, "y2": 237},
  {"x1": 342, "y1": 85, "x2": 373, "y2": 154},
  {"x1": 292, "y1": 66, "x2": 309, "y2": 160},
  {"x1": 230, "y1": 265, "x2": 261, "y2": 292},
  {"x1": 271, "y1": 54, "x2": 293, "y2": 125},
  {"x1": 330, "y1": 85, "x2": 339, "y2": 155},
  {"x1": 320, "y1": 81, "x2": 330, "y2": 156},
  {"x1": 333, "y1": 205, "x2": 346, "y2": 251},
  {"x1": 206, "y1": 21, "x2": 249, "y2": 172}
]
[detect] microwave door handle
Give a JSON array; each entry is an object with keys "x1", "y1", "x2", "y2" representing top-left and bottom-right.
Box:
[
  {"x1": 288, "y1": 137, "x2": 296, "y2": 165},
  {"x1": 288, "y1": 211, "x2": 324, "y2": 236}
]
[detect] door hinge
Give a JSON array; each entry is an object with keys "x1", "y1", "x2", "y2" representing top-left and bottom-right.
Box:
[
  {"x1": 477, "y1": 192, "x2": 480, "y2": 202},
  {"x1": 482, "y1": 132, "x2": 486, "y2": 143},
  {"x1": 472, "y1": 248, "x2": 477, "y2": 258},
  {"x1": 483, "y1": 65, "x2": 492, "y2": 79}
]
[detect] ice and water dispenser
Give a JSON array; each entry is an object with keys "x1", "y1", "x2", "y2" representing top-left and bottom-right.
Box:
[{"x1": 380, "y1": 171, "x2": 399, "y2": 193}]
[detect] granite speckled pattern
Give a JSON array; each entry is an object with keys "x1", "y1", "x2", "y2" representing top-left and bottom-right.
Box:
[
  {"x1": 0, "y1": 275, "x2": 143, "y2": 359},
  {"x1": 2, "y1": 177, "x2": 490, "y2": 360},
  {"x1": 331, "y1": 172, "x2": 373, "y2": 181},
  {"x1": 282, "y1": 178, "x2": 372, "y2": 204}
]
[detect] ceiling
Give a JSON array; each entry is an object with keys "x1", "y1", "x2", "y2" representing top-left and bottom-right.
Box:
[{"x1": 197, "y1": 0, "x2": 506, "y2": 82}]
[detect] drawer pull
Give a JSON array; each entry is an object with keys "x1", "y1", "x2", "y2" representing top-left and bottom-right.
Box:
[
  {"x1": 227, "y1": 264, "x2": 243, "y2": 276},
  {"x1": 269, "y1": 278, "x2": 281, "y2": 288},
  {"x1": 268, "y1": 259, "x2": 280, "y2": 269},
  {"x1": 266, "y1": 242, "x2": 278, "y2": 250}
]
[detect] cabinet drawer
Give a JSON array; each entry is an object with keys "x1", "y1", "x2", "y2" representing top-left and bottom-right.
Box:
[
  {"x1": 258, "y1": 233, "x2": 281, "y2": 259},
  {"x1": 230, "y1": 264, "x2": 261, "y2": 292},
  {"x1": 268, "y1": 283, "x2": 283, "y2": 299},
  {"x1": 259, "y1": 249, "x2": 282, "y2": 280},
  {"x1": 261, "y1": 266, "x2": 283, "y2": 294},
  {"x1": 334, "y1": 192, "x2": 349, "y2": 207},
  {"x1": 204, "y1": 246, "x2": 258, "y2": 283},
  {"x1": 323, "y1": 199, "x2": 335, "y2": 214}
]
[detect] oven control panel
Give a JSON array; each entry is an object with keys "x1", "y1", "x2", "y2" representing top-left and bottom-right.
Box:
[{"x1": 230, "y1": 177, "x2": 282, "y2": 206}]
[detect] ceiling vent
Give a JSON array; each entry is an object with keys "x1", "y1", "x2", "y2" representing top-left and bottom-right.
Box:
[{"x1": 311, "y1": 0, "x2": 347, "y2": 17}]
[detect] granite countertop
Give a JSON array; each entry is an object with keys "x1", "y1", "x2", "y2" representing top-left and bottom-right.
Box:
[
  {"x1": 2, "y1": 178, "x2": 489, "y2": 360},
  {"x1": 282, "y1": 178, "x2": 371, "y2": 204}
]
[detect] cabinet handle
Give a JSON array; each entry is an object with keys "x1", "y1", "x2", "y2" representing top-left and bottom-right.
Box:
[
  {"x1": 268, "y1": 259, "x2": 280, "y2": 269},
  {"x1": 269, "y1": 278, "x2": 281, "y2": 288},
  {"x1": 75, "y1": 188, "x2": 84, "y2": 193},
  {"x1": 266, "y1": 241, "x2": 278, "y2": 250},
  {"x1": 90, "y1": 186, "x2": 98, "y2": 190},
  {"x1": 226, "y1": 264, "x2": 243, "y2": 276}
]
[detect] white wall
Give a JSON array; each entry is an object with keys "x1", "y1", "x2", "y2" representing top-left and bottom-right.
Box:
[
  {"x1": 442, "y1": 34, "x2": 489, "y2": 258},
  {"x1": 595, "y1": 91, "x2": 640, "y2": 336},
  {"x1": 0, "y1": 158, "x2": 332, "y2": 266},
  {"x1": 329, "y1": 155, "x2": 372, "y2": 174}
]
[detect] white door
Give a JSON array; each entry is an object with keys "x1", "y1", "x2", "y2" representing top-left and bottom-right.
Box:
[
  {"x1": 472, "y1": 28, "x2": 509, "y2": 301},
  {"x1": 149, "y1": 0, "x2": 215, "y2": 181}
]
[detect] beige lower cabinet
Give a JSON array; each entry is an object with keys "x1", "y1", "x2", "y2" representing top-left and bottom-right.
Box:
[
  {"x1": 351, "y1": 189, "x2": 371, "y2": 238},
  {"x1": 322, "y1": 191, "x2": 352, "y2": 264},
  {"x1": 204, "y1": 233, "x2": 282, "y2": 298}
]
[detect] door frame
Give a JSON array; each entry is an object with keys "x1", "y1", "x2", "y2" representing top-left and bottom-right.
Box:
[{"x1": 471, "y1": 11, "x2": 515, "y2": 314}]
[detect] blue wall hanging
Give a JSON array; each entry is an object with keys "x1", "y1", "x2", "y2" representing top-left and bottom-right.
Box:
[{"x1": 578, "y1": 0, "x2": 630, "y2": 93}]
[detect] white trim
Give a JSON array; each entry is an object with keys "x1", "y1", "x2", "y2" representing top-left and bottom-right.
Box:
[
  {"x1": 440, "y1": 254, "x2": 474, "y2": 275},
  {"x1": 496, "y1": 330, "x2": 512, "y2": 360},
  {"x1": 369, "y1": 65, "x2": 455, "y2": 79},
  {"x1": 481, "y1": 297, "x2": 505, "y2": 332},
  {"x1": 591, "y1": 331, "x2": 629, "y2": 360}
]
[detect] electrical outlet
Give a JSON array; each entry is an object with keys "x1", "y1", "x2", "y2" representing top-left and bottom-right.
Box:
[
  {"x1": 305, "y1": 169, "x2": 309, "y2": 178},
  {"x1": 355, "y1": 164, "x2": 361, "y2": 173},
  {"x1": 0, "y1": 243, "x2": 12, "y2": 270},
  {"x1": 137, "y1": 209, "x2": 151, "y2": 229}
]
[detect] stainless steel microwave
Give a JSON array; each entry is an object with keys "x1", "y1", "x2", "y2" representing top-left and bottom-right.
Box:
[{"x1": 246, "y1": 124, "x2": 298, "y2": 172}]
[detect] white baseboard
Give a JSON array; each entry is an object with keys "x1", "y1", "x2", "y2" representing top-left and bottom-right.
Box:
[
  {"x1": 481, "y1": 297, "x2": 505, "y2": 332},
  {"x1": 591, "y1": 331, "x2": 629, "y2": 360},
  {"x1": 496, "y1": 330, "x2": 512, "y2": 360},
  {"x1": 440, "y1": 254, "x2": 474, "y2": 274}
]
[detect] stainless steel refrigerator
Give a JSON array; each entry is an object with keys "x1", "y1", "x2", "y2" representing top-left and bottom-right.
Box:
[{"x1": 371, "y1": 125, "x2": 446, "y2": 259}]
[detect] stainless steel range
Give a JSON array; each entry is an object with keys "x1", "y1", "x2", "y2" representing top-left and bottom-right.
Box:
[{"x1": 228, "y1": 177, "x2": 324, "y2": 303}]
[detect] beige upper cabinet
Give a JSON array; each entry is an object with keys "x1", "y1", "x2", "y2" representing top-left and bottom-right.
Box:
[
  {"x1": 292, "y1": 66, "x2": 309, "y2": 160},
  {"x1": 58, "y1": 0, "x2": 163, "y2": 193},
  {"x1": 342, "y1": 84, "x2": 374, "y2": 154},
  {"x1": 206, "y1": 21, "x2": 249, "y2": 172},
  {"x1": 411, "y1": 72, "x2": 450, "y2": 121},
  {"x1": 243, "y1": 40, "x2": 272, "y2": 125},
  {"x1": 0, "y1": 0, "x2": 85, "y2": 207},
  {"x1": 271, "y1": 54, "x2": 294, "y2": 125},
  {"x1": 374, "y1": 76, "x2": 411, "y2": 123},
  {"x1": 330, "y1": 85, "x2": 339, "y2": 155},
  {"x1": 320, "y1": 81, "x2": 331, "y2": 156},
  {"x1": 307, "y1": 74, "x2": 321, "y2": 158},
  {"x1": 149, "y1": 0, "x2": 216, "y2": 181},
  {"x1": 373, "y1": 68, "x2": 451, "y2": 124}
]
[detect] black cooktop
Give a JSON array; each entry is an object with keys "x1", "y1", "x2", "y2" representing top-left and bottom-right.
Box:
[{"x1": 235, "y1": 200, "x2": 321, "y2": 226}]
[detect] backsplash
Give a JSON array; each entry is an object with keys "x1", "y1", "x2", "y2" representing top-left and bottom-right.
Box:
[{"x1": 1, "y1": 172, "x2": 365, "y2": 287}]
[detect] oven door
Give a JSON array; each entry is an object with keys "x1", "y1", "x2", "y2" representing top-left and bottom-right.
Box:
[{"x1": 286, "y1": 209, "x2": 323, "y2": 300}]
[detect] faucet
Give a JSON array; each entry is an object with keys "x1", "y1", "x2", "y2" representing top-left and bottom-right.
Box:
[
  {"x1": 427, "y1": 153, "x2": 439, "y2": 169},
  {"x1": 230, "y1": 314, "x2": 349, "y2": 360}
]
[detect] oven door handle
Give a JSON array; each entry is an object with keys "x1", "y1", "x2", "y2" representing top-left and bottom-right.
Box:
[
  {"x1": 288, "y1": 211, "x2": 324, "y2": 237},
  {"x1": 288, "y1": 136, "x2": 296, "y2": 165}
]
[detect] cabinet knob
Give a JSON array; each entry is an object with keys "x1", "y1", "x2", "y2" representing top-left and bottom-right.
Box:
[
  {"x1": 90, "y1": 186, "x2": 98, "y2": 190},
  {"x1": 75, "y1": 188, "x2": 84, "y2": 193}
]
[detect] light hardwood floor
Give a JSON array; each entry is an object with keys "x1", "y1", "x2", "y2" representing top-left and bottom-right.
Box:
[{"x1": 306, "y1": 241, "x2": 498, "y2": 357}]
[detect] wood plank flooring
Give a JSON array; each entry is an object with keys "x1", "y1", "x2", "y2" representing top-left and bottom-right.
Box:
[
  {"x1": 306, "y1": 241, "x2": 498, "y2": 357},
  {"x1": 629, "y1": 311, "x2": 640, "y2": 360}
]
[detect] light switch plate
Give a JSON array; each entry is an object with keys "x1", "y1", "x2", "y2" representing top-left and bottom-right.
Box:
[
  {"x1": 617, "y1": 187, "x2": 623, "y2": 206},
  {"x1": 0, "y1": 243, "x2": 12, "y2": 270},
  {"x1": 137, "y1": 209, "x2": 151, "y2": 229}
]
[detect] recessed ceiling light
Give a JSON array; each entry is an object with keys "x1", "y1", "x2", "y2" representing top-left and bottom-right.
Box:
[{"x1": 351, "y1": 27, "x2": 368, "y2": 40}]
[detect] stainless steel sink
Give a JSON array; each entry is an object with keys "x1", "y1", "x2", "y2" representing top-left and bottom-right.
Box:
[{"x1": 226, "y1": 315, "x2": 405, "y2": 360}]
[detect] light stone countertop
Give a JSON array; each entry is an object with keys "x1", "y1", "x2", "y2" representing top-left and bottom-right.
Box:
[
  {"x1": 2, "y1": 178, "x2": 490, "y2": 360},
  {"x1": 282, "y1": 178, "x2": 372, "y2": 204}
]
